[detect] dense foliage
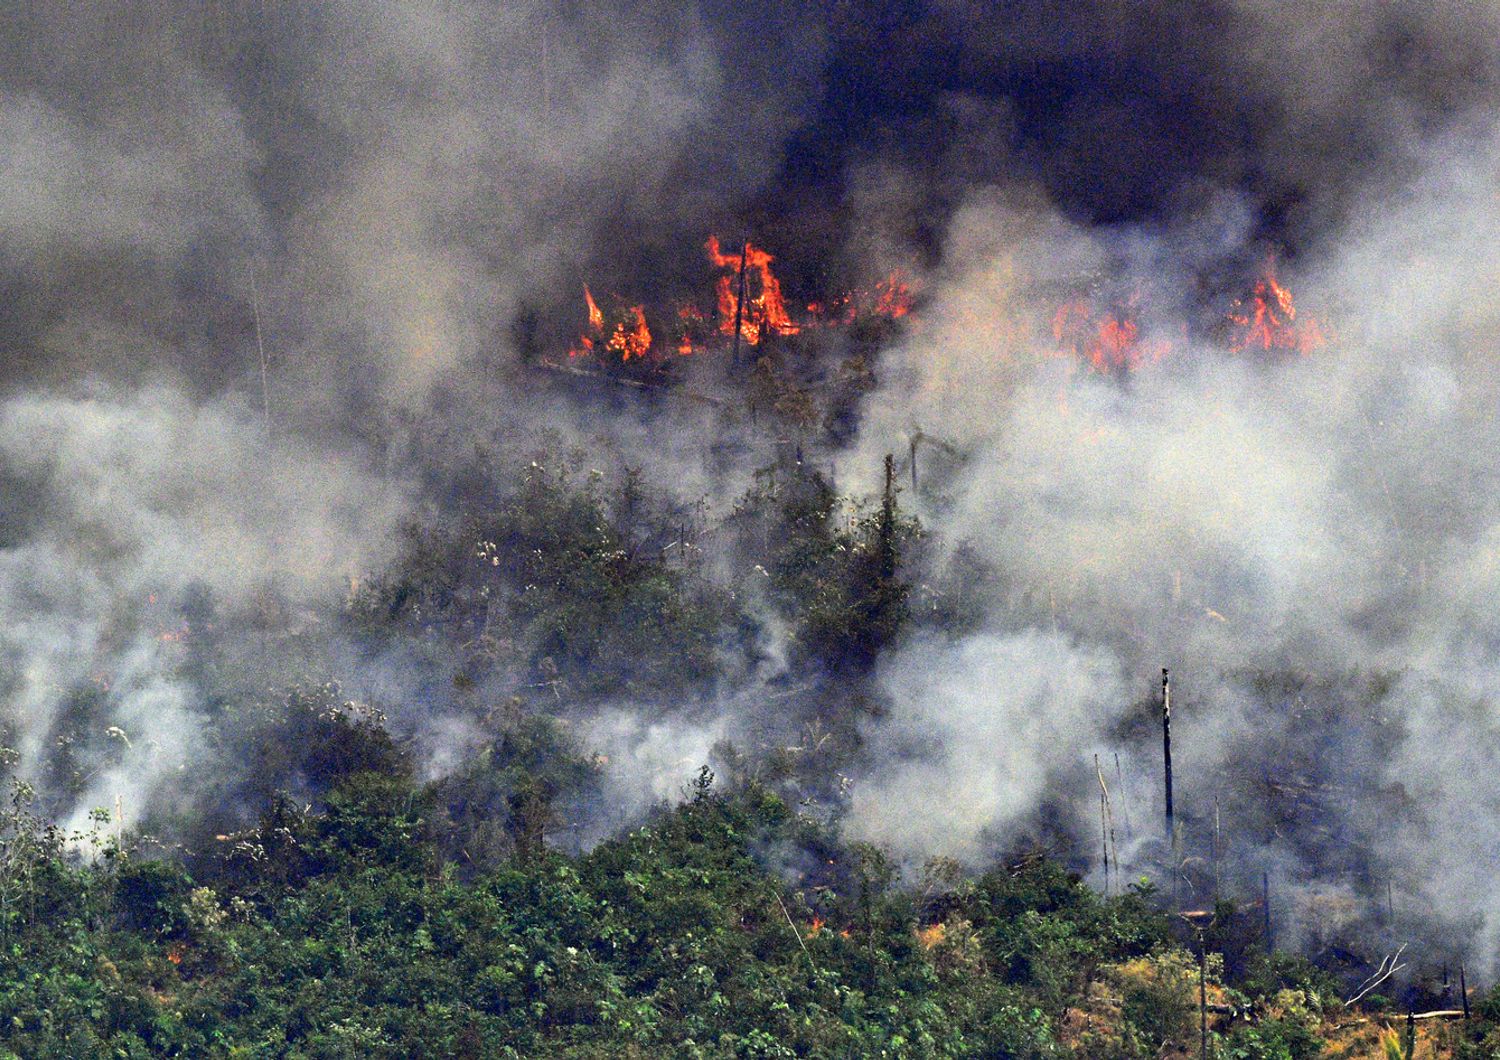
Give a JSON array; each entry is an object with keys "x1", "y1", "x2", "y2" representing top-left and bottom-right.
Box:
[
  {"x1": 0, "y1": 755, "x2": 1245, "y2": 1058},
  {"x1": 2, "y1": 452, "x2": 1491, "y2": 1057}
]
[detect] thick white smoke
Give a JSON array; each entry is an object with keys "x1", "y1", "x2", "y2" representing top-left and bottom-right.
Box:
[
  {"x1": 848, "y1": 118, "x2": 1500, "y2": 964},
  {"x1": 0, "y1": 388, "x2": 407, "y2": 834}
]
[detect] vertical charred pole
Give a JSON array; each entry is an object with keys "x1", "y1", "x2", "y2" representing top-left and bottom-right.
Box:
[
  {"x1": 909, "y1": 435, "x2": 918, "y2": 492},
  {"x1": 1460, "y1": 965, "x2": 1470, "y2": 1020},
  {"x1": 1404, "y1": 1006, "x2": 1415, "y2": 1057},
  {"x1": 880, "y1": 454, "x2": 897, "y2": 580},
  {"x1": 1162, "y1": 668, "x2": 1174, "y2": 842},
  {"x1": 1262, "y1": 870, "x2": 1273, "y2": 951},
  {"x1": 730, "y1": 240, "x2": 750, "y2": 372}
]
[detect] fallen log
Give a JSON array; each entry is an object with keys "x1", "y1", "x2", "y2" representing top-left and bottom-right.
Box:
[{"x1": 532, "y1": 358, "x2": 725, "y2": 406}]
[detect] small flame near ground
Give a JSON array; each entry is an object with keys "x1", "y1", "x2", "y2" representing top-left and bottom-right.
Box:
[
  {"x1": 1051, "y1": 257, "x2": 1328, "y2": 373},
  {"x1": 568, "y1": 285, "x2": 652, "y2": 362},
  {"x1": 1052, "y1": 292, "x2": 1174, "y2": 373}
]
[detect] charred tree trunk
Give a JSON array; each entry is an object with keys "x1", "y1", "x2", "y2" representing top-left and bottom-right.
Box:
[
  {"x1": 1262, "y1": 869, "x2": 1273, "y2": 951},
  {"x1": 730, "y1": 240, "x2": 749, "y2": 373},
  {"x1": 1162, "y1": 668, "x2": 1174, "y2": 842}
]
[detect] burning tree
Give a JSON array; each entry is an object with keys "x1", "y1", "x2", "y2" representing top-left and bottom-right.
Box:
[
  {"x1": 1227, "y1": 257, "x2": 1329, "y2": 354},
  {"x1": 558, "y1": 235, "x2": 917, "y2": 372},
  {"x1": 568, "y1": 286, "x2": 654, "y2": 365}
]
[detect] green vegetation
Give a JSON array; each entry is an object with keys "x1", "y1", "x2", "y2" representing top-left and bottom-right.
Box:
[
  {"x1": 2, "y1": 450, "x2": 1490, "y2": 1057},
  {"x1": 0, "y1": 754, "x2": 1282, "y2": 1059}
]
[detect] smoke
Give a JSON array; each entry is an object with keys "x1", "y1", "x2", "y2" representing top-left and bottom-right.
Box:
[
  {"x1": 847, "y1": 630, "x2": 1127, "y2": 863},
  {"x1": 577, "y1": 707, "x2": 730, "y2": 846},
  {"x1": 0, "y1": 0, "x2": 829, "y2": 832},
  {"x1": 4, "y1": 0, "x2": 1500, "y2": 977},
  {"x1": 0, "y1": 386, "x2": 407, "y2": 833},
  {"x1": 847, "y1": 103, "x2": 1500, "y2": 967}
]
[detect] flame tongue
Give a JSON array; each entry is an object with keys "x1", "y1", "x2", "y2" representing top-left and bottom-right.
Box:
[
  {"x1": 705, "y1": 236, "x2": 801, "y2": 345},
  {"x1": 1053, "y1": 295, "x2": 1170, "y2": 372},
  {"x1": 569, "y1": 285, "x2": 652, "y2": 361},
  {"x1": 584, "y1": 285, "x2": 604, "y2": 332},
  {"x1": 1227, "y1": 258, "x2": 1327, "y2": 353}
]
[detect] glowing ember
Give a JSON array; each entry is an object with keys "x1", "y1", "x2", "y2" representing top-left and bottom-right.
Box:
[
  {"x1": 705, "y1": 236, "x2": 801, "y2": 345},
  {"x1": 1227, "y1": 258, "x2": 1327, "y2": 353},
  {"x1": 676, "y1": 303, "x2": 705, "y2": 357},
  {"x1": 804, "y1": 272, "x2": 914, "y2": 326},
  {"x1": 872, "y1": 275, "x2": 913, "y2": 319}
]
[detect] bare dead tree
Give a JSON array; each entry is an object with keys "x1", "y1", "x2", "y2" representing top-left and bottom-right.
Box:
[
  {"x1": 1095, "y1": 754, "x2": 1118, "y2": 895},
  {"x1": 1345, "y1": 944, "x2": 1409, "y2": 1007},
  {"x1": 249, "y1": 265, "x2": 272, "y2": 437},
  {"x1": 730, "y1": 240, "x2": 749, "y2": 372}
]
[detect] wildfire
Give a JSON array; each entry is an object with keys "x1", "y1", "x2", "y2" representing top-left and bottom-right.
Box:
[
  {"x1": 872, "y1": 275, "x2": 913, "y2": 319},
  {"x1": 915, "y1": 922, "x2": 947, "y2": 949},
  {"x1": 676, "y1": 302, "x2": 705, "y2": 357},
  {"x1": 705, "y1": 236, "x2": 801, "y2": 345},
  {"x1": 564, "y1": 237, "x2": 917, "y2": 366},
  {"x1": 805, "y1": 274, "x2": 914, "y2": 325},
  {"x1": 1050, "y1": 259, "x2": 1329, "y2": 372},
  {"x1": 1052, "y1": 296, "x2": 1172, "y2": 372},
  {"x1": 568, "y1": 285, "x2": 653, "y2": 362},
  {"x1": 1227, "y1": 258, "x2": 1327, "y2": 354}
]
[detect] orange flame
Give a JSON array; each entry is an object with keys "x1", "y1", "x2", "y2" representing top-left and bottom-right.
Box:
[
  {"x1": 872, "y1": 275, "x2": 913, "y2": 319},
  {"x1": 1053, "y1": 297, "x2": 1171, "y2": 372},
  {"x1": 607, "y1": 305, "x2": 652, "y2": 362},
  {"x1": 584, "y1": 285, "x2": 604, "y2": 333},
  {"x1": 915, "y1": 922, "x2": 947, "y2": 949},
  {"x1": 806, "y1": 917, "x2": 825, "y2": 939},
  {"x1": 569, "y1": 286, "x2": 653, "y2": 362},
  {"x1": 1227, "y1": 259, "x2": 1326, "y2": 354},
  {"x1": 676, "y1": 303, "x2": 705, "y2": 357},
  {"x1": 705, "y1": 236, "x2": 801, "y2": 345},
  {"x1": 804, "y1": 272, "x2": 914, "y2": 326},
  {"x1": 564, "y1": 239, "x2": 917, "y2": 365}
]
